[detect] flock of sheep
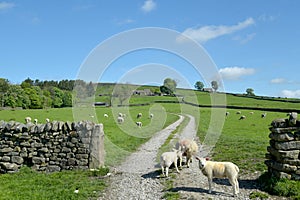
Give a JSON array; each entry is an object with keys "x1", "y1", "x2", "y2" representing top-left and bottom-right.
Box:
[
  {"x1": 225, "y1": 110, "x2": 267, "y2": 120},
  {"x1": 160, "y1": 138, "x2": 240, "y2": 196},
  {"x1": 105, "y1": 112, "x2": 154, "y2": 128}
]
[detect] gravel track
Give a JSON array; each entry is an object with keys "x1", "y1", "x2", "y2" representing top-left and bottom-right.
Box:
[{"x1": 98, "y1": 114, "x2": 283, "y2": 200}]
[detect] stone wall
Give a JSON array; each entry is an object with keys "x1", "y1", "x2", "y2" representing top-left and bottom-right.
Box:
[
  {"x1": 265, "y1": 113, "x2": 300, "y2": 180},
  {"x1": 0, "y1": 120, "x2": 105, "y2": 173}
]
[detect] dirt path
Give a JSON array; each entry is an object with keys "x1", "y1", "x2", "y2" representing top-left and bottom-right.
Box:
[
  {"x1": 98, "y1": 115, "x2": 184, "y2": 200},
  {"x1": 98, "y1": 114, "x2": 282, "y2": 200}
]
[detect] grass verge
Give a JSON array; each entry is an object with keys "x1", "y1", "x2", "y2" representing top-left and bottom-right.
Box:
[{"x1": 0, "y1": 166, "x2": 109, "y2": 200}]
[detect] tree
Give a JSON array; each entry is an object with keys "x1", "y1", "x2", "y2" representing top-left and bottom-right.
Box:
[
  {"x1": 160, "y1": 85, "x2": 172, "y2": 95},
  {"x1": 211, "y1": 81, "x2": 218, "y2": 92},
  {"x1": 112, "y1": 84, "x2": 133, "y2": 106},
  {"x1": 163, "y1": 78, "x2": 177, "y2": 95},
  {"x1": 246, "y1": 88, "x2": 255, "y2": 96},
  {"x1": 194, "y1": 81, "x2": 204, "y2": 91}
]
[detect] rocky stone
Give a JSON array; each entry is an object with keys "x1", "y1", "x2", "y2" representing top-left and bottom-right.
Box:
[
  {"x1": 11, "y1": 156, "x2": 24, "y2": 164},
  {"x1": 269, "y1": 132, "x2": 295, "y2": 142}
]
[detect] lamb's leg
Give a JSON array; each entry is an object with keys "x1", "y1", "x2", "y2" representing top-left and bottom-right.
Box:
[
  {"x1": 161, "y1": 166, "x2": 165, "y2": 176},
  {"x1": 207, "y1": 177, "x2": 212, "y2": 194},
  {"x1": 229, "y1": 177, "x2": 239, "y2": 196},
  {"x1": 174, "y1": 159, "x2": 180, "y2": 173},
  {"x1": 165, "y1": 167, "x2": 169, "y2": 177}
]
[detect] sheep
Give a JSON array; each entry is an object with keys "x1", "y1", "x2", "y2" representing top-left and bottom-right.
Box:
[
  {"x1": 149, "y1": 113, "x2": 154, "y2": 119},
  {"x1": 236, "y1": 111, "x2": 241, "y2": 114},
  {"x1": 34, "y1": 119, "x2": 38, "y2": 124},
  {"x1": 25, "y1": 117, "x2": 31, "y2": 124},
  {"x1": 136, "y1": 121, "x2": 142, "y2": 127},
  {"x1": 261, "y1": 113, "x2": 267, "y2": 118},
  {"x1": 160, "y1": 149, "x2": 182, "y2": 177},
  {"x1": 118, "y1": 113, "x2": 123, "y2": 117},
  {"x1": 239, "y1": 115, "x2": 246, "y2": 120},
  {"x1": 225, "y1": 112, "x2": 230, "y2": 117},
  {"x1": 137, "y1": 113, "x2": 142, "y2": 119},
  {"x1": 249, "y1": 112, "x2": 254, "y2": 115},
  {"x1": 195, "y1": 157, "x2": 240, "y2": 196},
  {"x1": 117, "y1": 116, "x2": 124, "y2": 124},
  {"x1": 104, "y1": 114, "x2": 108, "y2": 118},
  {"x1": 175, "y1": 139, "x2": 199, "y2": 168},
  {"x1": 45, "y1": 118, "x2": 50, "y2": 123}
]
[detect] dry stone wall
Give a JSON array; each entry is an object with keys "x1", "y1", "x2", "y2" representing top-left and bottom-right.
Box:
[
  {"x1": 0, "y1": 120, "x2": 105, "y2": 173},
  {"x1": 265, "y1": 112, "x2": 300, "y2": 180}
]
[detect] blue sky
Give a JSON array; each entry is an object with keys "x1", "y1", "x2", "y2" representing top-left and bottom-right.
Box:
[{"x1": 1, "y1": 0, "x2": 300, "y2": 98}]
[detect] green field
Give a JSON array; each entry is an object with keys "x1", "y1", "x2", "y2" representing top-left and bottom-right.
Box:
[{"x1": 0, "y1": 91, "x2": 300, "y2": 199}]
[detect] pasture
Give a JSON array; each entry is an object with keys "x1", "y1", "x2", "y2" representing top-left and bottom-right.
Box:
[{"x1": 0, "y1": 92, "x2": 299, "y2": 199}]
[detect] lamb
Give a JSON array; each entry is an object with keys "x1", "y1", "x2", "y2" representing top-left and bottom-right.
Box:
[
  {"x1": 195, "y1": 157, "x2": 239, "y2": 196},
  {"x1": 175, "y1": 139, "x2": 199, "y2": 168},
  {"x1": 261, "y1": 113, "x2": 267, "y2": 118},
  {"x1": 236, "y1": 111, "x2": 241, "y2": 114},
  {"x1": 149, "y1": 113, "x2": 154, "y2": 119},
  {"x1": 34, "y1": 118, "x2": 38, "y2": 124},
  {"x1": 225, "y1": 112, "x2": 230, "y2": 117},
  {"x1": 45, "y1": 118, "x2": 50, "y2": 123},
  {"x1": 137, "y1": 113, "x2": 142, "y2": 119},
  {"x1": 239, "y1": 115, "x2": 246, "y2": 120},
  {"x1": 117, "y1": 116, "x2": 124, "y2": 124},
  {"x1": 136, "y1": 121, "x2": 142, "y2": 127},
  {"x1": 25, "y1": 117, "x2": 31, "y2": 124},
  {"x1": 104, "y1": 113, "x2": 108, "y2": 118},
  {"x1": 118, "y1": 113, "x2": 123, "y2": 117},
  {"x1": 160, "y1": 149, "x2": 182, "y2": 177}
]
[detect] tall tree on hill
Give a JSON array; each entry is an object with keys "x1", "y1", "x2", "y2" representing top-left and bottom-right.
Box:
[
  {"x1": 211, "y1": 81, "x2": 218, "y2": 92},
  {"x1": 162, "y1": 78, "x2": 177, "y2": 95},
  {"x1": 246, "y1": 88, "x2": 255, "y2": 96},
  {"x1": 194, "y1": 81, "x2": 204, "y2": 91}
]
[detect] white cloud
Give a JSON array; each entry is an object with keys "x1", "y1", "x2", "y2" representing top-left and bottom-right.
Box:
[
  {"x1": 0, "y1": 2, "x2": 15, "y2": 10},
  {"x1": 270, "y1": 78, "x2": 286, "y2": 84},
  {"x1": 258, "y1": 14, "x2": 276, "y2": 22},
  {"x1": 281, "y1": 90, "x2": 300, "y2": 98},
  {"x1": 177, "y1": 18, "x2": 255, "y2": 43},
  {"x1": 219, "y1": 66, "x2": 255, "y2": 80},
  {"x1": 116, "y1": 18, "x2": 135, "y2": 25},
  {"x1": 141, "y1": 0, "x2": 156, "y2": 13}
]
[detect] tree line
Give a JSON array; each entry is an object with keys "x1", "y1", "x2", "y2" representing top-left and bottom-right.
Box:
[{"x1": 0, "y1": 78, "x2": 95, "y2": 109}]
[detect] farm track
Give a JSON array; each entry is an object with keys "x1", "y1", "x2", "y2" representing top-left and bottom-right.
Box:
[{"x1": 98, "y1": 114, "x2": 285, "y2": 200}]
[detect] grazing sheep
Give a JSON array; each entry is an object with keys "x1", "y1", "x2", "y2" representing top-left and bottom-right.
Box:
[
  {"x1": 236, "y1": 111, "x2": 241, "y2": 114},
  {"x1": 261, "y1": 113, "x2": 267, "y2": 118},
  {"x1": 25, "y1": 117, "x2": 31, "y2": 124},
  {"x1": 118, "y1": 113, "x2": 123, "y2": 117},
  {"x1": 175, "y1": 139, "x2": 199, "y2": 168},
  {"x1": 149, "y1": 113, "x2": 154, "y2": 119},
  {"x1": 34, "y1": 119, "x2": 38, "y2": 124},
  {"x1": 239, "y1": 115, "x2": 246, "y2": 120},
  {"x1": 117, "y1": 116, "x2": 124, "y2": 124},
  {"x1": 225, "y1": 111, "x2": 230, "y2": 117},
  {"x1": 45, "y1": 118, "x2": 50, "y2": 123},
  {"x1": 104, "y1": 113, "x2": 109, "y2": 118},
  {"x1": 136, "y1": 121, "x2": 142, "y2": 127},
  {"x1": 137, "y1": 113, "x2": 142, "y2": 119},
  {"x1": 195, "y1": 157, "x2": 240, "y2": 196},
  {"x1": 160, "y1": 149, "x2": 182, "y2": 177}
]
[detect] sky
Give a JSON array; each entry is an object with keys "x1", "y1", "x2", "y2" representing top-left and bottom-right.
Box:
[{"x1": 1, "y1": 0, "x2": 300, "y2": 98}]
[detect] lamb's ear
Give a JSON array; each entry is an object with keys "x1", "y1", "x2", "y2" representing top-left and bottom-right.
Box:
[{"x1": 205, "y1": 157, "x2": 210, "y2": 161}]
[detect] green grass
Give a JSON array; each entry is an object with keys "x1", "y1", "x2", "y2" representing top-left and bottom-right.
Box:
[
  {"x1": 258, "y1": 172, "x2": 300, "y2": 199},
  {"x1": 0, "y1": 166, "x2": 109, "y2": 200},
  {"x1": 1, "y1": 90, "x2": 300, "y2": 199}
]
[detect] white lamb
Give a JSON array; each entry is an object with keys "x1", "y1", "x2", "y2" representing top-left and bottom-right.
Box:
[
  {"x1": 25, "y1": 117, "x2": 31, "y2": 124},
  {"x1": 175, "y1": 139, "x2": 198, "y2": 168},
  {"x1": 136, "y1": 121, "x2": 142, "y2": 127},
  {"x1": 117, "y1": 116, "x2": 124, "y2": 124},
  {"x1": 195, "y1": 157, "x2": 239, "y2": 196},
  {"x1": 104, "y1": 113, "x2": 108, "y2": 118},
  {"x1": 160, "y1": 149, "x2": 182, "y2": 177}
]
